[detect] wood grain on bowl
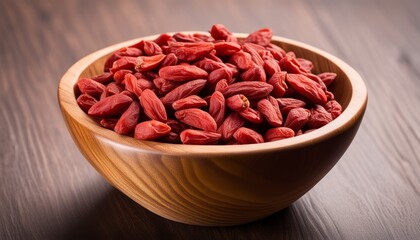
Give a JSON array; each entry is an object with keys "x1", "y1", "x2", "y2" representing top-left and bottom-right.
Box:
[{"x1": 58, "y1": 33, "x2": 367, "y2": 226}]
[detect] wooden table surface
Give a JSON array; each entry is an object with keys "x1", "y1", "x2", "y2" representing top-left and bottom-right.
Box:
[{"x1": 1, "y1": 0, "x2": 419, "y2": 239}]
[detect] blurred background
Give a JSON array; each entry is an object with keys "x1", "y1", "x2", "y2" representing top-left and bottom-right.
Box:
[{"x1": 1, "y1": 0, "x2": 419, "y2": 239}]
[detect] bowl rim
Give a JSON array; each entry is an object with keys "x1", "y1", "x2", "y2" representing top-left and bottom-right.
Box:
[{"x1": 58, "y1": 32, "x2": 368, "y2": 156}]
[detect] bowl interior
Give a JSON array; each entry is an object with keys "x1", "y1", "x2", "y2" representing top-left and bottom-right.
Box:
[{"x1": 63, "y1": 33, "x2": 366, "y2": 155}]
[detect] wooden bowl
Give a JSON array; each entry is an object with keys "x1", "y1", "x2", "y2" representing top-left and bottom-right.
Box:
[{"x1": 58, "y1": 33, "x2": 367, "y2": 226}]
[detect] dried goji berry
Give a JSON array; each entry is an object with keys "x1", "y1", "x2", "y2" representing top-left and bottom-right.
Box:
[
  {"x1": 173, "y1": 32, "x2": 199, "y2": 42},
  {"x1": 135, "y1": 54, "x2": 166, "y2": 72},
  {"x1": 92, "y1": 72, "x2": 114, "y2": 84},
  {"x1": 325, "y1": 100, "x2": 342, "y2": 119},
  {"x1": 208, "y1": 67, "x2": 233, "y2": 89},
  {"x1": 267, "y1": 43, "x2": 286, "y2": 61},
  {"x1": 244, "y1": 28, "x2": 273, "y2": 46},
  {"x1": 209, "y1": 91, "x2": 226, "y2": 127},
  {"x1": 284, "y1": 107, "x2": 311, "y2": 132},
  {"x1": 221, "y1": 81, "x2": 273, "y2": 99},
  {"x1": 286, "y1": 73, "x2": 327, "y2": 105},
  {"x1": 159, "y1": 65, "x2": 209, "y2": 82},
  {"x1": 207, "y1": 51, "x2": 224, "y2": 63},
  {"x1": 317, "y1": 72, "x2": 337, "y2": 86},
  {"x1": 110, "y1": 56, "x2": 137, "y2": 72},
  {"x1": 305, "y1": 73, "x2": 327, "y2": 92},
  {"x1": 113, "y1": 69, "x2": 132, "y2": 84},
  {"x1": 296, "y1": 58, "x2": 313, "y2": 73},
  {"x1": 214, "y1": 41, "x2": 241, "y2": 57},
  {"x1": 193, "y1": 33, "x2": 215, "y2": 42},
  {"x1": 172, "y1": 95, "x2": 207, "y2": 110},
  {"x1": 263, "y1": 58, "x2": 281, "y2": 77},
  {"x1": 194, "y1": 58, "x2": 226, "y2": 73},
  {"x1": 77, "y1": 78, "x2": 106, "y2": 99},
  {"x1": 160, "y1": 53, "x2": 178, "y2": 68},
  {"x1": 229, "y1": 51, "x2": 253, "y2": 70},
  {"x1": 267, "y1": 95, "x2": 282, "y2": 119},
  {"x1": 214, "y1": 79, "x2": 228, "y2": 92},
  {"x1": 267, "y1": 71, "x2": 288, "y2": 98},
  {"x1": 180, "y1": 129, "x2": 221, "y2": 144},
  {"x1": 175, "y1": 108, "x2": 217, "y2": 132},
  {"x1": 104, "y1": 47, "x2": 142, "y2": 72},
  {"x1": 276, "y1": 98, "x2": 306, "y2": 115},
  {"x1": 241, "y1": 65, "x2": 266, "y2": 82},
  {"x1": 77, "y1": 94, "x2": 97, "y2": 112},
  {"x1": 160, "y1": 79, "x2": 207, "y2": 106},
  {"x1": 264, "y1": 127, "x2": 295, "y2": 142},
  {"x1": 279, "y1": 55, "x2": 306, "y2": 74},
  {"x1": 153, "y1": 77, "x2": 181, "y2": 95},
  {"x1": 239, "y1": 107, "x2": 263, "y2": 124},
  {"x1": 209, "y1": 24, "x2": 235, "y2": 41},
  {"x1": 257, "y1": 98, "x2": 282, "y2": 127},
  {"x1": 120, "y1": 90, "x2": 138, "y2": 101},
  {"x1": 100, "y1": 118, "x2": 119, "y2": 130},
  {"x1": 226, "y1": 94, "x2": 250, "y2": 112},
  {"x1": 140, "y1": 89, "x2": 167, "y2": 122},
  {"x1": 153, "y1": 33, "x2": 175, "y2": 46},
  {"x1": 114, "y1": 101, "x2": 140, "y2": 134},
  {"x1": 124, "y1": 73, "x2": 143, "y2": 97},
  {"x1": 307, "y1": 104, "x2": 333, "y2": 129},
  {"x1": 217, "y1": 112, "x2": 245, "y2": 141},
  {"x1": 143, "y1": 40, "x2": 163, "y2": 56},
  {"x1": 88, "y1": 94, "x2": 133, "y2": 118},
  {"x1": 106, "y1": 82, "x2": 124, "y2": 96},
  {"x1": 242, "y1": 43, "x2": 264, "y2": 67},
  {"x1": 137, "y1": 78, "x2": 155, "y2": 90},
  {"x1": 168, "y1": 41, "x2": 214, "y2": 62},
  {"x1": 134, "y1": 120, "x2": 171, "y2": 140},
  {"x1": 233, "y1": 127, "x2": 264, "y2": 144}
]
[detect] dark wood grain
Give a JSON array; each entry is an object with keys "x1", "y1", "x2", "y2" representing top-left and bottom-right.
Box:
[{"x1": 1, "y1": 0, "x2": 419, "y2": 239}]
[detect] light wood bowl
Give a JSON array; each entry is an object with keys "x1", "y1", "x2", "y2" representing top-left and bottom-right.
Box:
[{"x1": 58, "y1": 33, "x2": 367, "y2": 226}]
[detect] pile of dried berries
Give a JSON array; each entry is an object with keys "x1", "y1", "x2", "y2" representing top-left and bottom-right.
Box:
[{"x1": 75, "y1": 24, "x2": 342, "y2": 144}]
